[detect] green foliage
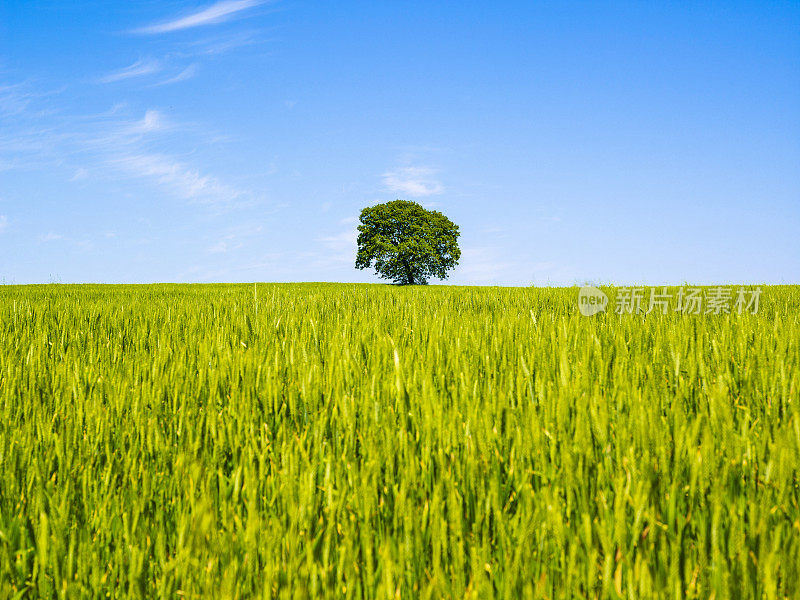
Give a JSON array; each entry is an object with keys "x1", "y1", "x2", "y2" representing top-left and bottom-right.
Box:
[
  {"x1": 356, "y1": 200, "x2": 461, "y2": 284},
  {"x1": 0, "y1": 283, "x2": 799, "y2": 599}
]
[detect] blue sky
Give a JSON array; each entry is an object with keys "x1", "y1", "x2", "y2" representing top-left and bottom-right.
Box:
[{"x1": 1, "y1": 0, "x2": 798, "y2": 285}]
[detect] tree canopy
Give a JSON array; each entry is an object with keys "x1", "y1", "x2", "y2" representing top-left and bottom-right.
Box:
[{"x1": 355, "y1": 200, "x2": 461, "y2": 285}]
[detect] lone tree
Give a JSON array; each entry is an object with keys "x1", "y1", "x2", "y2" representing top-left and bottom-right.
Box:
[{"x1": 355, "y1": 199, "x2": 460, "y2": 285}]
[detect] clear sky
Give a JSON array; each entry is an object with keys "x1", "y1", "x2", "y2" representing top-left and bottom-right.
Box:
[{"x1": 1, "y1": 0, "x2": 798, "y2": 285}]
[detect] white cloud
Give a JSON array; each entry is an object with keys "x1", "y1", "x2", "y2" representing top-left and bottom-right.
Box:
[
  {"x1": 206, "y1": 223, "x2": 263, "y2": 254},
  {"x1": 71, "y1": 168, "x2": 89, "y2": 181},
  {"x1": 0, "y1": 83, "x2": 34, "y2": 116},
  {"x1": 80, "y1": 110, "x2": 171, "y2": 151},
  {"x1": 454, "y1": 247, "x2": 579, "y2": 286},
  {"x1": 111, "y1": 153, "x2": 242, "y2": 206},
  {"x1": 126, "y1": 109, "x2": 167, "y2": 134},
  {"x1": 456, "y1": 247, "x2": 513, "y2": 284},
  {"x1": 3, "y1": 81, "x2": 259, "y2": 212},
  {"x1": 0, "y1": 215, "x2": 7, "y2": 233},
  {"x1": 187, "y1": 31, "x2": 260, "y2": 55},
  {"x1": 80, "y1": 109, "x2": 171, "y2": 151},
  {"x1": 320, "y1": 229, "x2": 358, "y2": 247},
  {"x1": 101, "y1": 60, "x2": 198, "y2": 88},
  {"x1": 382, "y1": 166, "x2": 444, "y2": 197},
  {"x1": 0, "y1": 82, "x2": 65, "y2": 116},
  {"x1": 142, "y1": 110, "x2": 164, "y2": 131},
  {"x1": 36, "y1": 233, "x2": 94, "y2": 251},
  {"x1": 99, "y1": 59, "x2": 161, "y2": 83},
  {"x1": 134, "y1": 0, "x2": 263, "y2": 34},
  {"x1": 154, "y1": 64, "x2": 199, "y2": 86},
  {"x1": 179, "y1": 252, "x2": 284, "y2": 282},
  {"x1": 318, "y1": 226, "x2": 358, "y2": 265}
]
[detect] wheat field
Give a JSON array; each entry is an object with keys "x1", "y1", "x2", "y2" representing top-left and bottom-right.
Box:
[{"x1": 0, "y1": 283, "x2": 798, "y2": 598}]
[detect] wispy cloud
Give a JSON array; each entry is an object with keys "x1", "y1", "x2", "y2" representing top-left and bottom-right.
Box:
[
  {"x1": 110, "y1": 153, "x2": 243, "y2": 206},
  {"x1": 320, "y1": 229, "x2": 358, "y2": 248},
  {"x1": 99, "y1": 59, "x2": 161, "y2": 83},
  {"x1": 3, "y1": 77, "x2": 261, "y2": 211},
  {"x1": 206, "y1": 222, "x2": 263, "y2": 254},
  {"x1": 317, "y1": 225, "x2": 358, "y2": 266},
  {"x1": 125, "y1": 109, "x2": 168, "y2": 134},
  {"x1": 71, "y1": 168, "x2": 89, "y2": 181},
  {"x1": 100, "y1": 59, "x2": 199, "y2": 87},
  {"x1": 209, "y1": 240, "x2": 228, "y2": 254},
  {"x1": 39, "y1": 232, "x2": 63, "y2": 242},
  {"x1": 154, "y1": 64, "x2": 199, "y2": 86},
  {"x1": 179, "y1": 252, "x2": 284, "y2": 282},
  {"x1": 185, "y1": 31, "x2": 261, "y2": 55},
  {"x1": 455, "y1": 247, "x2": 577, "y2": 286},
  {"x1": 0, "y1": 215, "x2": 7, "y2": 233},
  {"x1": 457, "y1": 247, "x2": 513, "y2": 284},
  {"x1": 80, "y1": 109, "x2": 171, "y2": 150},
  {"x1": 382, "y1": 166, "x2": 444, "y2": 197},
  {"x1": 37, "y1": 232, "x2": 94, "y2": 251},
  {"x1": 0, "y1": 82, "x2": 64, "y2": 117},
  {"x1": 0, "y1": 83, "x2": 35, "y2": 116},
  {"x1": 133, "y1": 0, "x2": 263, "y2": 35}
]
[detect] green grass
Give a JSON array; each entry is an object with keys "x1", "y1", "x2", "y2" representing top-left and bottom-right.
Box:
[{"x1": 1, "y1": 283, "x2": 798, "y2": 599}]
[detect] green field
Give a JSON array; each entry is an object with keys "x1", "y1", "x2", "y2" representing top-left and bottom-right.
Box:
[{"x1": 1, "y1": 283, "x2": 798, "y2": 599}]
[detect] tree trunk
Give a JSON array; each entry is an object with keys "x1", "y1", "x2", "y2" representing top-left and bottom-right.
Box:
[{"x1": 401, "y1": 257, "x2": 414, "y2": 285}]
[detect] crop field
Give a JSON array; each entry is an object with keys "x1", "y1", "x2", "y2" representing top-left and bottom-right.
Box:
[{"x1": 0, "y1": 283, "x2": 798, "y2": 599}]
